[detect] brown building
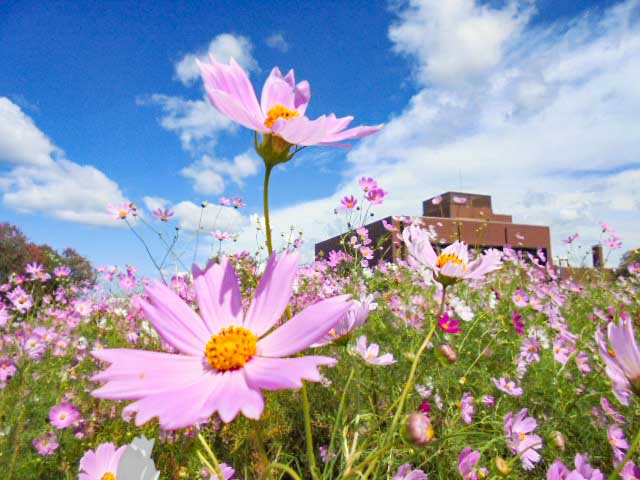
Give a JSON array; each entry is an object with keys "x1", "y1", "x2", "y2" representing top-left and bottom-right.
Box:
[{"x1": 315, "y1": 191, "x2": 552, "y2": 263}]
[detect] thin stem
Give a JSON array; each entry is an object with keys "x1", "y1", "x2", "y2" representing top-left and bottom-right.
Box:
[
  {"x1": 263, "y1": 165, "x2": 274, "y2": 254},
  {"x1": 610, "y1": 426, "x2": 640, "y2": 479},
  {"x1": 253, "y1": 421, "x2": 273, "y2": 480},
  {"x1": 125, "y1": 218, "x2": 167, "y2": 284},
  {"x1": 193, "y1": 206, "x2": 205, "y2": 266}
]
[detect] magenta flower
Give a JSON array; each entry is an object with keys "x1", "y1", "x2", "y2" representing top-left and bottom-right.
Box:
[
  {"x1": 505, "y1": 408, "x2": 543, "y2": 471},
  {"x1": 493, "y1": 377, "x2": 523, "y2": 397},
  {"x1": 78, "y1": 442, "x2": 127, "y2": 480},
  {"x1": 438, "y1": 313, "x2": 462, "y2": 334},
  {"x1": 197, "y1": 58, "x2": 382, "y2": 148},
  {"x1": 512, "y1": 311, "x2": 525, "y2": 335},
  {"x1": 33, "y1": 432, "x2": 59, "y2": 457},
  {"x1": 53, "y1": 266, "x2": 71, "y2": 278},
  {"x1": 366, "y1": 188, "x2": 388, "y2": 205},
  {"x1": 231, "y1": 196, "x2": 246, "y2": 209},
  {"x1": 219, "y1": 196, "x2": 231, "y2": 206},
  {"x1": 49, "y1": 402, "x2": 81, "y2": 429},
  {"x1": 596, "y1": 318, "x2": 640, "y2": 406},
  {"x1": 356, "y1": 336, "x2": 396, "y2": 366},
  {"x1": 91, "y1": 252, "x2": 351, "y2": 429},
  {"x1": 403, "y1": 225, "x2": 502, "y2": 285},
  {"x1": 340, "y1": 195, "x2": 358, "y2": 210},
  {"x1": 605, "y1": 235, "x2": 623, "y2": 249},
  {"x1": 153, "y1": 207, "x2": 174, "y2": 222}
]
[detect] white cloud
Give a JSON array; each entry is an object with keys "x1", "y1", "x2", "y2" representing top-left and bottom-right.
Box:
[
  {"x1": 0, "y1": 97, "x2": 129, "y2": 226},
  {"x1": 389, "y1": 0, "x2": 533, "y2": 87},
  {"x1": 235, "y1": 0, "x2": 640, "y2": 266},
  {"x1": 180, "y1": 150, "x2": 261, "y2": 195},
  {"x1": 142, "y1": 196, "x2": 168, "y2": 212},
  {"x1": 174, "y1": 33, "x2": 258, "y2": 86},
  {"x1": 265, "y1": 32, "x2": 290, "y2": 53},
  {"x1": 138, "y1": 94, "x2": 235, "y2": 151}
]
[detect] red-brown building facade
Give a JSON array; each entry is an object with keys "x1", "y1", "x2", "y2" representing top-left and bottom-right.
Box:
[{"x1": 315, "y1": 192, "x2": 552, "y2": 263}]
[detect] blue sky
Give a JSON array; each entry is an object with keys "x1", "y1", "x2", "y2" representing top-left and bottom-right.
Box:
[{"x1": 1, "y1": 0, "x2": 639, "y2": 273}]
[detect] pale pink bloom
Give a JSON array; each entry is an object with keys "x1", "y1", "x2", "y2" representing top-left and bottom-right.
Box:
[
  {"x1": 459, "y1": 447, "x2": 487, "y2": 480},
  {"x1": 596, "y1": 318, "x2": 640, "y2": 406},
  {"x1": 153, "y1": 208, "x2": 174, "y2": 222},
  {"x1": 197, "y1": 58, "x2": 382, "y2": 147},
  {"x1": 609, "y1": 425, "x2": 630, "y2": 465},
  {"x1": 459, "y1": 392, "x2": 475, "y2": 424},
  {"x1": 33, "y1": 432, "x2": 59, "y2": 456},
  {"x1": 358, "y1": 177, "x2": 378, "y2": 192},
  {"x1": 219, "y1": 197, "x2": 231, "y2": 206},
  {"x1": 512, "y1": 289, "x2": 528, "y2": 308},
  {"x1": 91, "y1": 252, "x2": 351, "y2": 429},
  {"x1": 366, "y1": 188, "x2": 387, "y2": 205},
  {"x1": 547, "y1": 454, "x2": 604, "y2": 479},
  {"x1": 107, "y1": 202, "x2": 133, "y2": 220},
  {"x1": 493, "y1": 377, "x2": 523, "y2": 397},
  {"x1": 505, "y1": 408, "x2": 543, "y2": 471},
  {"x1": 356, "y1": 336, "x2": 396, "y2": 365},
  {"x1": 49, "y1": 402, "x2": 81, "y2": 429},
  {"x1": 78, "y1": 442, "x2": 126, "y2": 480},
  {"x1": 392, "y1": 463, "x2": 428, "y2": 480},
  {"x1": 312, "y1": 296, "x2": 375, "y2": 347},
  {"x1": 403, "y1": 225, "x2": 502, "y2": 284}
]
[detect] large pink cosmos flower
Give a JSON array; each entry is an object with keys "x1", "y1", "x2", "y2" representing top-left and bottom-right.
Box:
[
  {"x1": 505, "y1": 408, "x2": 543, "y2": 471},
  {"x1": 596, "y1": 318, "x2": 640, "y2": 406},
  {"x1": 197, "y1": 57, "x2": 383, "y2": 148},
  {"x1": 91, "y1": 251, "x2": 351, "y2": 429},
  {"x1": 402, "y1": 224, "x2": 503, "y2": 285},
  {"x1": 79, "y1": 442, "x2": 126, "y2": 480}
]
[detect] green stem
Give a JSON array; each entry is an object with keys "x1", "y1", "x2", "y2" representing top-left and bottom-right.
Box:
[
  {"x1": 610, "y1": 427, "x2": 640, "y2": 479},
  {"x1": 263, "y1": 165, "x2": 274, "y2": 254},
  {"x1": 253, "y1": 422, "x2": 273, "y2": 480},
  {"x1": 302, "y1": 382, "x2": 319, "y2": 479}
]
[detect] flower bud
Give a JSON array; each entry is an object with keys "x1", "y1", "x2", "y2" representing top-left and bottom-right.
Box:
[
  {"x1": 407, "y1": 412, "x2": 434, "y2": 446},
  {"x1": 495, "y1": 457, "x2": 511, "y2": 476},
  {"x1": 438, "y1": 344, "x2": 458, "y2": 364},
  {"x1": 550, "y1": 430, "x2": 566, "y2": 451}
]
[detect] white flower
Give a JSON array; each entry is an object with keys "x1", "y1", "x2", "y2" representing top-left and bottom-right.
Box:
[
  {"x1": 117, "y1": 435, "x2": 160, "y2": 480},
  {"x1": 356, "y1": 336, "x2": 396, "y2": 366}
]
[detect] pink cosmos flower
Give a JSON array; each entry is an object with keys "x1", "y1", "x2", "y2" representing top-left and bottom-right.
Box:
[
  {"x1": 355, "y1": 336, "x2": 396, "y2": 365},
  {"x1": 33, "y1": 432, "x2": 59, "y2": 456},
  {"x1": 547, "y1": 454, "x2": 604, "y2": 479},
  {"x1": 219, "y1": 197, "x2": 231, "y2": 206},
  {"x1": 366, "y1": 188, "x2": 388, "y2": 205},
  {"x1": 438, "y1": 313, "x2": 462, "y2": 334},
  {"x1": 458, "y1": 447, "x2": 488, "y2": 480},
  {"x1": 53, "y1": 266, "x2": 71, "y2": 278},
  {"x1": 609, "y1": 424, "x2": 630, "y2": 465},
  {"x1": 621, "y1": 462, "x2": 640, "y2": 479},
  {"x1": 493, "y1": 377, "x2": 523, "y2": 397},
  {"x1": 49, "y1": 402, "x2": 81, "y2": 429},
  {"x1": 231, "y1": 196, "x2": 246, "y2": 209},
  {"x1": 512, "y1": 289, "x2": 529, "y2": 308},
  {"x1": 601, "y1": 397, "x2": 626, "y2": 424},
  {"x1": 91, "y1": 252, "x2": 351, "y2": 429},
  {"x1": 505, "y1": 408, "x2": 543, "y2": 471},
  {"x1": 312, "y1": 296, "x2": 375, "y2": 347},
  {"x1": 392, "y1": 464, "x2": 428, "y2": 480},
  {"x1": 403, "y1": 225, "x2": 502, "y2": 285},
  {"x1": 340, "y1": 195, "x2": 357, "y2": 210},
  {"x1": 153, "y1": 208, "x2": 174, "y2": 222},
  {"x1": 432, "y1": 195, "x2": 443, "y2": 205},
  {"x1": 628, "y1": 263, "x2": 640, "y2": 275},
  {"x1": 213, "y1": 230, "x2": 235, "y2": 241},
  {"x1": 563, "y1": 233, "x2": 579, "y2": 244},
  {"x1": 78, "y1": 442, "x2": 127, "y2": 480},
  {"x1": 596, "y1": 318, "x2": 640, "y2": 406},
  {"x1": 197, "y1": 58, "x2": 382, "y2": 148},
  {"x1": 512, "y1": 311, "x2": 525, "y2": 335},
  {"x1": 360, "y1": 246, "x2": 374, "y2": 260},
  {"x1": 459, "y1": 392, "x2": 475, "y2": 425},
  {"x1": 0, "y1": 358, "x2": 17, "y2": 388},
  {"x1": 358, "y1": 177, "x2": 378, "y2": 192},
  {"x1": 107, "y1": 202, "x2": 133, "y2": 220}
]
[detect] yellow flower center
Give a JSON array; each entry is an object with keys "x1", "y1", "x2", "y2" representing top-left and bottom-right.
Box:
[
  {"x1": 101, "y1": 473, "x2": 116, "y2": 480},
  {"x1": 519, "y1": 432, "x2": 526, "y2": 441},
  {"x1": 264, "y1": 104, "x2": 300, "y2": 129},
  {"x1": 436, "y1": 253, "x2": 467, "y2": 271},
  {"x1": 205, "y1": 326, "x2": 257, "y2": 371},
  {"x1": 119, "y1": 210, "x2": 128, "y2": 218}
]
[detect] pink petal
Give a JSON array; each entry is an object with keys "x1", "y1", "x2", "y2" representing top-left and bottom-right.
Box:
[
  {"x1": 91, "y1": 348, "x2": 205, "y2": 400},
  {"x1": 244, "y1": 356, "x2": 336, "y2": 390},
  {"x1": 260, "y1": 67, "x2": 297, "y2": 113},
  {"x1": 244, "y1": 251, "x2": 299, "y2": 337},
  {"x1": 272, "y1": 115, "x2": 329, "y2": 146},
  {"x1": 122, "y1": 372, "x2": 221, "y2": 430},
  {"x1": 198, "y1": 57, "x2": 265, "y2": 131},
  {"x1": 258, "y1": 294, "x2": 352, "y2": 357},
  {"x1": 294, "y1": 80, "x2": 311, "y2": 114},
  {"x1": 201, "y1": 370, "x2": 264, "y2": 423},
  {"x1": 193, "y1": 257, "x2": 243, "y2": 333},
  {"x1": 138, "y1": 283, "x2": 209, "y2": 355}
]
